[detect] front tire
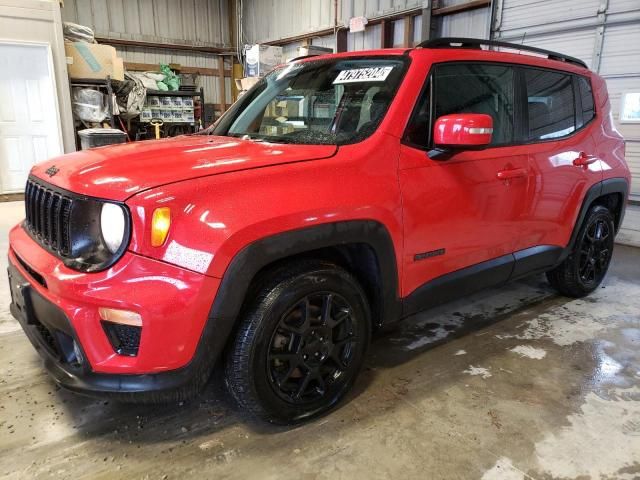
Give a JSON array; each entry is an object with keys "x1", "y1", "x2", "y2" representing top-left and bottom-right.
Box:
[
  {"x1": 547, "y1": 205, "x2": 615, "y2": 297},
  {"x1": 225, "y1": 261, "x2": 371, "y2": 424}
]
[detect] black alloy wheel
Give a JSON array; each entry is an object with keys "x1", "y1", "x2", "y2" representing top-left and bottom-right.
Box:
[
  {"x1": 547, "y1": 205, "x2": 615, "y2": 297},
  {"x1": 225, "y1": 260, "x2": 371, "y2": 424},
  {"x1": 577, "y1": 215, "x2": 612, "y2": 288},
  {"x1": 267, "y1": 293, "x2": 357, "y2": 404}
]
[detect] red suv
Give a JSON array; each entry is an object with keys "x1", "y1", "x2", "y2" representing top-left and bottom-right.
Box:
[{"x1": 8, "y1": 38, "x2": 630, "y2": 423}]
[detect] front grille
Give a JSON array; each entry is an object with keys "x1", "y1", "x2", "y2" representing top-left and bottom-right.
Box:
[{"x1": 24, "y1": 179, "x2": 73, "y2": 256}]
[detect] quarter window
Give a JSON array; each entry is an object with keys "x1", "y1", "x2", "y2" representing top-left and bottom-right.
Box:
[
  {"x1": 404, "y1": 80, "x2": 431, "y2": 149},
  {"x1": 578, "y1": 76, "x2": 595, "y2": 123},
  {"x1": 525, "y1": 69, "x2": 576, "y2": 140}
]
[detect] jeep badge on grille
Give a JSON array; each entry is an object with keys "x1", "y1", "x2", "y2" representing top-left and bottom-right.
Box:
[{"x1": 45, "y1": 165, "x2": 60, "y2": 177}]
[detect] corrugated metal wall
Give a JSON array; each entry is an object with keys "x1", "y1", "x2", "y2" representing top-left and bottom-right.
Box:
[
  {"x1": 494, "y1": 0, "x2": 640, "y2": 198},
  {"x1": 438, "y1": 5, "x2": 489, "y2": 38},
  {"x1": 242, "y1": 0, "x2": 489, "y2": 58},
  {"x1": 60, "y1": 0, "x2": 232, "y2": 105},
  {"x1": 241, "y1": 0, "x2": 427, "y2": 44},
  {"x1": 61, "y1": 0, "x2": 230, "y2": 46}
]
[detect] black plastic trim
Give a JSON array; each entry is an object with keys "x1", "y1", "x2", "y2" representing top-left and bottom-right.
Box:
[
  {"x1": 402, "y1": 244, "x2": 565, "y2": 318},
  {"x1": 209, "y1": 220, "x2": 402, "y2": 324},
  {"x1": 402, "y1": 253, "x2": 514, "y2": 317},
  {"x1": 559, "y1": 177, "x2": 629, "y2": 263},
  {"x1": 511, "y1": 245, "x2": 563, "y2": 280}
]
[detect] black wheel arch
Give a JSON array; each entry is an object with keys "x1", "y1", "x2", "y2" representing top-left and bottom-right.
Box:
[
  {"x1": 202, "y1": 220, "x2": 402, "y2": 369},
  {"x1": 560, "y1": 177, "x2": 629, "y2": 263}
]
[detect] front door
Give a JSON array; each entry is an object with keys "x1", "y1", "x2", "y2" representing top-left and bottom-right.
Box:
[
  {"x1": 400, "y1": 62, "x2": 531, "y2": 301},
  {"x1": 0, "y1": 43, "x2": 63, "y2": 193}
]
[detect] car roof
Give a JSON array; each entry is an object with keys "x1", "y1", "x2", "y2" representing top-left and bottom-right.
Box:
[{"x1": 292, "y1": 38, "x2": 590, "y2": 76}]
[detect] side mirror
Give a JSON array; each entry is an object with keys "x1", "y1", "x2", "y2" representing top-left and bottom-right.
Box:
[{"x1": 433, "y1": 113, "x2": 493, "y2": 148}]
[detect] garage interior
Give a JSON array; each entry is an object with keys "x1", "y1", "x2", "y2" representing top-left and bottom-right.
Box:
[{"x1": 1, "y1": 0, "x2": 639, "y2": 478}]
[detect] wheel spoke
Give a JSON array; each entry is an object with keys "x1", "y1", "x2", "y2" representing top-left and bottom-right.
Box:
[
  {"x1": 269, "y1": 352, "x2": 299, "y2": 362},
  {"x1": 594, "y1": 221, "x2": 603, "y2": 241},
  {"x1": 327, "y1": 337, "x2": 355, "y2": 370},
  {"x1": 281, "y1": 299, "x2": 311, "y2": 334},
  {"x1": 321, "y1": 294, "x2": 333, "y2": 326},
  {"x1": 299, "y1": 298, "x2": 311, "y2": 332},
  {"x1": 295, "y1": 371, "x2": 313, "y2": 399},
  {"x1": 277, "y1": 362, "x2": 301, "y2": 388},
  {"x1": 327, "y1": 308, "x2": 350, "y2": 329},
  {"x1": 315, "y1": 373, "x2": 326, "y2": 395}
]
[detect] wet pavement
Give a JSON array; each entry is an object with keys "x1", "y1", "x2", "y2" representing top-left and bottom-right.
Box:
[{"x1": 1, "y1": 200, "x2": 639, "y2": 479}]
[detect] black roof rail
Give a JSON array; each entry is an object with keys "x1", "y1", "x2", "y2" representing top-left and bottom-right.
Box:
[
  {"x1": 417, "y1": 37, "x2": 588, "y2": 69},
  {"x1": 288, "y1": 54, "x2": 321, "y2": 62}
]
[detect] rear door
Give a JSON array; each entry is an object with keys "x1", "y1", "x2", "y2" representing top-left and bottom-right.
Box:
[
  {"x1": 512, "y1": 67, "x2": 603, "y2": 252},
  {"x1": 399, "y1": 62, "x2": 531, "y2": 301}
]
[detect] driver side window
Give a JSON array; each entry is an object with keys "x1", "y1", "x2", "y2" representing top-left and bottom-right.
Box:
[{"x1": 404, "y1": 63, "x2": 516, "y2": 149}]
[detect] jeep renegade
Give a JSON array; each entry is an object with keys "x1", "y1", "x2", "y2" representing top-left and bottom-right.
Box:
[{"x1": 8, "y1": 38, "x2": 630, "y2": 423}]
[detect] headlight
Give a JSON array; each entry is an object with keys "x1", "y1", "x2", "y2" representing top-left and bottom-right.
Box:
[
  {"x1": 101, "y1": 203, "x2": 126, "y2": 254},
  {"x1": 66, "y1": 199, "x2": 130, "y2": 272}
]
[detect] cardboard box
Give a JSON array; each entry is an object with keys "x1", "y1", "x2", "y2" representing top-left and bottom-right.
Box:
[
  {"x1": 244, "y1": 44, "x2": 283, "y2": 77},
  {"x1": 296, "y1": 45, "x2": 333, "y2": 59},
  {"x1": 65, "y1": 42, "x2": 124, "y2": 81},
  {"x1": 235, "y1": 77, "x2": 261, "y2": 97}
]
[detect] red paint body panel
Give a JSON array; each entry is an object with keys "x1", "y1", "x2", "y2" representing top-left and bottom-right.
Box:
[
  {"x1": 126, "y1": 132, "x2": 405, "y2": 280},
  {"x1": 31, "y1": 136, "x2": 337, "y2": 201},
  {"x1": 9, "y1": 46, "x2": 630, "y2": 378},
  {"x1": 9, "y1": 225, "x2": 219, "y2": 373}
]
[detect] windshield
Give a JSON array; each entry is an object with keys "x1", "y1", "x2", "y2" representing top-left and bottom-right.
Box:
[{"x1": 211, "y1": 56, "x2": 408, "y2": 145}]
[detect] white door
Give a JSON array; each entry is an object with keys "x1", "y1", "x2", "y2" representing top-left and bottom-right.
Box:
[{"x1": 0, "y1": 43, "x2": 63, "y2": 193}]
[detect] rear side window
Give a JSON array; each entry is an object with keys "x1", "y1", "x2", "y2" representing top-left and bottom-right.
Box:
[
  {"x1": 434, "y1": 64, "x2": 515, "y2": 145},
  {"x1": 579, "y1": 76, "x2": 595, "y2": 123},
  {"x1": 525, "y1": 69, "x2": 576, "y2": 140}
]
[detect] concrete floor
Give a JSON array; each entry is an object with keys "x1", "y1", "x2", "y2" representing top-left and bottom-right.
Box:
[{"x1": 1, "y1": 200, "x2": 639, "y2": 480}]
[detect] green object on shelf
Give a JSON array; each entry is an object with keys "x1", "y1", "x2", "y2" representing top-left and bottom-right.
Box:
[
  {"x1": 160, "y1": 63, "x2": 180, "y2": 91},
  {"x1": 156, "y1": 81, "x2": 168, "y2": 91}
]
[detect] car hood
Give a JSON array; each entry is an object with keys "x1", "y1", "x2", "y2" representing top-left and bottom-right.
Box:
[{"x1": 31, "y1": 135, "x2": 338, "y2": 201}]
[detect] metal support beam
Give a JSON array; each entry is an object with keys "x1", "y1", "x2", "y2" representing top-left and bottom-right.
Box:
[
  {"x1": 403, "y1": 15, "x2": 415, "y2": 47},
  {"x1": 94, "y1": 37, "x2": 234, "y2": 55},
  {"x1": 591, "y1": 0, "x2": 610, "y2": 72},
  {"x1": 420, "y1": 3, "x2": 432, "y2": 44},
  {"x1": 217, "y1": 56, "x2": 227, "y2": 113},
  {"x1": 336, "y1": 28, "x2": 348, "y2": 53},
  {"x1": 381, "y1": 19, "x2": 394, "y2": 48}
]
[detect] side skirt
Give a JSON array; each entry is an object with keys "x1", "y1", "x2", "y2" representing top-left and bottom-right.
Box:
[{"x1": 400, "y1": 245, "x2": 563, "y2": 319}]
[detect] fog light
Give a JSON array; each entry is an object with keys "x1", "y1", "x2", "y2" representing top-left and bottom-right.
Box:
[{"x1": 98, "y1": 307, "x2": 142, "y2": 327}]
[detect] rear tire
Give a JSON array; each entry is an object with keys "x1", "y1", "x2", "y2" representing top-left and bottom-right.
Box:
[
  {"x1": 225, "y1": 260, "x2": 371, "y2": 424},
  {"x1": 546, "y1": 205, "x2": 615, "y2": 298}
]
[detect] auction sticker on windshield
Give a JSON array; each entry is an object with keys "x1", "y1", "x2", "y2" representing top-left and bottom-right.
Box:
[{"x1": 333, "y1": 66, "x2": 394, "y2": 84}]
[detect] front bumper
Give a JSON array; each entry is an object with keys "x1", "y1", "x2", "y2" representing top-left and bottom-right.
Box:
[{"x1": 8, "y1": 223, "x2": 221, "y2": 398}]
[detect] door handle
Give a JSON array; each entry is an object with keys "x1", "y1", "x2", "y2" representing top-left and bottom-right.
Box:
[
  {"x1": 573, "y1": 152, "x2": 598, "y2": 167},
  {"x1": 496, "y1": 168, "x2": 527, "y2": 180}
]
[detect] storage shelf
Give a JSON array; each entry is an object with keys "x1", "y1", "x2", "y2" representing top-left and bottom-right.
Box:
[{"x1": 146, "y1": 89, "x2": 200, "y2": 97}]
